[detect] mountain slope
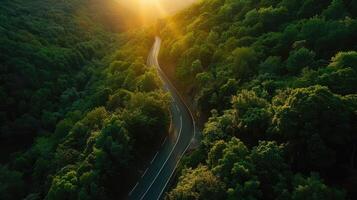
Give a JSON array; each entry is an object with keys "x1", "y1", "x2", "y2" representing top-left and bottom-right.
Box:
[
  {"x1": 157, "y1": 0, "x2": 357, "y2": 199},
  {"x1": 0, "y1": 0, "x2": 170, "y2": 199}
]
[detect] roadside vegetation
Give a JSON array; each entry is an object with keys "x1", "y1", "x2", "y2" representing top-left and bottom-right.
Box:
[
  {"x1": 158, "y1": 0, "x2": 357, "y2": 199},
  {"x1": 1, "y1": 0, "x2": 357, "y2": 199},
  {"x1": 0, "y1": 0, "x2": 169, "y2": 199}
]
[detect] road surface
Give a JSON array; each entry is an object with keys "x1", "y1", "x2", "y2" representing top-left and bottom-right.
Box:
[{"x1": 128, "y1": 37, "x2": 196, "y2": 200}]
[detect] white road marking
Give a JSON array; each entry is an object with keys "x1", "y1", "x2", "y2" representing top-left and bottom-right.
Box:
[
  {"x1": 161, "y1": 137, "x2": 167, "y2": 147},
  {"x1": 139, "y1": 110, "x2": 183, "y2": 200},
  {"x1": 132, "y1": 37, "x2": 197, "y2": 200},
  {"x1": 129, "y1": 182, "x2": 139, "y2": 196},
  {"x1": 157, "y1": 117, "x2": 196, "y2": 200},
  {"x1": 154, "y1": 38, "x2": 197, "y2": 200},
  {"x1": 175, "y1": 104, "x2": 180, "y2": 113},
  {"x1": 141, "y1": 168, "x2": 149, "y2": 178},
  {"x1": 151, "y1": 152, "x2": 159, "y2": 164}
]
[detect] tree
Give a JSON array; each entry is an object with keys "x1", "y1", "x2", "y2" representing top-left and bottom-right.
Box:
[
  {"x1": 108, "y1": 61, "x2": 129, "y2": 74},
  {"x1": 260, "y1": 6, "x2": 288, "y2": 27},
  {"x1": 218, "y1": 78, "x2": 239, "y2": 109},
  {"x1": 191, "y1": 59, "x2": 204, "y2": 75},
  {"x1": 90, "y1": 88, "x2": 112, "y2": 108},
  {"x1": 231, "y1": 90, "x2": 271, "y2": 144},
  {"x1": 123, "y1": 92, "x2": 169, "y2": 149},
  {"x1": 250, "y1": 141, "x2": 289, "y2": 199},
  {"x1": 167, "y1": 166, "x2": 226, "y2": 200},
  {"x1": 329, "y1": 51, "x2": 357, "y2": 71},
  {"x1": 286, "y1": 48, "x2": 316, "y2": 74},
  {"x1": 82, "y1": 107, "x2": 108, "y2": 130},
  {"x1": 0, "y1": 165, "x2": 25, "y2": 200},
  {"x1": 106, "y1": 89, "x2": 131, "y2": 111},
  {"x1": 291, "y1": 174, "x2": 346, "y2": 200},
  {"x1": 96, "y1": 118, "x2": 131, "y2": 167},
  {"x1": 323, "y1": 0, "x2": 348, "y2": 20},
  {"x1": 46, "y1": 170, "x2": 79, "y2": 200},
  {"x1": 207, "y1": 140, "x2": 226, "y2": 168},
  {"x1": 230, "y1": 47, "x2": 258, "y2": 80},
  {"x1": 202, "y1": 109, "x2": 235, "y2": 147},
  {"x1": 211, "y1": 138, "x2": 262, "y2": 200},
  {"x1": 136, "y1": 69, "x2": 161, "y2": 92},
  {"x1": 318, "y1": 67, "x2": 357, "y2": 95},
  {"x1": 259, "y1": 56, "x2": 283, "y2": 75},
  {"x1": 271, "y1": 85, "x2": 353, "y2": 171},
  {"x1": 130, "y1": 58, "x2": 146, "y2": 75},
  {"x1": 211, "y1": 138, "x2": 250, "y2": 182}
]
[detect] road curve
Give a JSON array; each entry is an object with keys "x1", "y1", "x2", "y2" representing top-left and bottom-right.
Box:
[{"x1": 128, "y1": 37, "x2": 196, "y2": 200}]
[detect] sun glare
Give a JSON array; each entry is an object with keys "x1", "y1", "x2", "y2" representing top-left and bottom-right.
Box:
[
  {"x1": 139, "y1": 0, "x2": 157, "y2": 5},
  {"x1": 115, "y1": 0, "x2": 196, "y2": 34},
  {"x1": 116, "y1": 0, "x2": 196, "y2": 19},
  {"x1": 138, "y1": 0, "x2": 168, "y2": 20}
]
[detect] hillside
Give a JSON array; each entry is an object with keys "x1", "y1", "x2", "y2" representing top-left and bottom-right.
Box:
[
  {"x1": 1, "y1": 0, "x2": 357, "y2": 199},
  {"x1": 0, "y1": 0, "x2": 169, "y2": 199},
  {"x1": 157, "y1": 0, "x2": 357, "y2": 199}
]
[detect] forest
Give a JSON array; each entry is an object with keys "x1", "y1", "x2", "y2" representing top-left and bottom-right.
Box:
[
  {"x1": 0, "y1": 0, "x2": 169, "y2": 199},
  {"x1": 158, "y1": 0, "x2": 357, "y2": 199},
  {"x1": 1, "y1": 0, "x2": 356, "y2": 199}
]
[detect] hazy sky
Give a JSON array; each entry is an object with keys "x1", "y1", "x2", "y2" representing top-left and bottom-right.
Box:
[
  {"x1": 116, "y1": 0, "x2": 197, "y2": 18},
  {"x1": 149, "y1": 0, "x2": 197, "y2": 13}
]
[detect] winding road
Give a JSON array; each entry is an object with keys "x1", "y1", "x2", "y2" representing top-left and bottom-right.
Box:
[{"x1": 128, "y1": 37, "x2": 196, "y2": 200}]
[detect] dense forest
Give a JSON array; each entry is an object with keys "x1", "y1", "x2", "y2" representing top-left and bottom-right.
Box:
[
  {"x1": 158, "y1": 0, "x2": 357, "y2": 199},
  {"x1": 0, "y1": 0, "x2": 169, "y2": 199},
  {"x1": 1, "y1": 0, "x2": 357, "y2": 199}
]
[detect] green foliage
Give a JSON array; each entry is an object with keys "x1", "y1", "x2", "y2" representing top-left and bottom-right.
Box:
[
  {"x1": 329, "y1": 51, "x2": 357, "y2": 70},
  {"x1": 167, "y1": 166, "x2": 226, "y2": 200},
  {"x1": 136, "y1": 69, "x2": 161, "y2": 92},
  {"x1": 46, "y1": 170, "x2": 79, "y2": 200},
  {"x1": 272, "y1": 85, "x2": 354, "y2": 170},
  {"x1": 173, "y1": 135, "x2": 346, "y2": 199},
  {"x1": 162, "y1": 0, "x2": 357, "y2": 198},
  {"x1": 123, "y1": 92, "x2": 170, "y2": 149},
  {"x1": 229, "y1": 47, "x2": 258, "y2": 81},
  {"x1": 231, "y1": 90, "x2": 271, "y2": 144},
  {"x1": 0, "y1": 1, "x2": 169, "y2": 199},
  {"x1": 0, "y1": 0, "x2": 114, "y2": 141},
  {"x1": 259, "y1": 56, "x2": 283, "y2": 75},
  {"x1": 286, "y1": 48, "x2": 316, "y2": 74},
  {"x1": 0, "y1": 165, "x2": 25, "y2": 200},
  {"x1": 2, "y1": 0, "x2": 357, "y2": 199},
  {"x1": 291, "y1": 174, "x2": 346, "y2": 200},
  {"x1": 322, "y1": 0, "x2": 348, "y2": 20}
]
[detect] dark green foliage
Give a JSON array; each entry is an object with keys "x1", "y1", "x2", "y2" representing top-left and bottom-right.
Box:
[
  {"x1": 161, "y1": 0, "x2": 357, "y2": 199},
  {"x1": 170, "y1": 137, "x2": 346, "y2": 200},
  {"x1": 271, "y1": 86, "x2": 354, "y2": 171},
  {"x1": 0, "y1": 165, "x2": 25, "y2": 200},
  {"x1": 230, "y1": 47, "x2": 258, "y2": 80},
  {"x1": 291, "y1": 174, "x2": 346, "y2": 200},
  {"x1": 2, "y1": 0, "x2": 357, "y2": 199},
  {"x1": 323, "y1": 0, "x2": 348, "y2": 20},
  {"x1": 0, "y1": 0, "x2": 169, "y2": 199},
  {"x1": 286, "y1": 48, "x2": 316, "y2": 74},
  {"x1": 167, "y1": 166, "x2": 226, "y2": 200}
]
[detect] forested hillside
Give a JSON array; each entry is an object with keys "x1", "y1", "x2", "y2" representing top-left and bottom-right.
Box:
[
  {"x1": 2, "y1": 0, "x2": 357, "y2": 199},
  {"x1": 158, "y1": 0, "x2": 357, "y2": 199},
  {"x1": 0, "y1": 0, "x2": 169, "y2": 199}
]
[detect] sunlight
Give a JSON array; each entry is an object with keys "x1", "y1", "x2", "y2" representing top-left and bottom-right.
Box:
[
  {"x1": 138, "y1": 0, "x2": 168, "y2": 25},
  {"x1": 139, "y1": 0, "x2": 158, "y2": 5},
  {"x1": 112, "y1": 0, "x2": 197, "y2": 33},
  {"x1": 116, "y1": 0, "x2": 196, "y2": 20}
]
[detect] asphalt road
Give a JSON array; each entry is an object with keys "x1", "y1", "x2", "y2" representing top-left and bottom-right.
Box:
[{"x1": 128, "y1": 37, "x2": 196, "y2": 200}]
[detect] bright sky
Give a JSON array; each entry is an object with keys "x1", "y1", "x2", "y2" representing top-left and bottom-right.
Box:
[{"x1": 116, "y1": 0, "x2": 197, "y2": 24}]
